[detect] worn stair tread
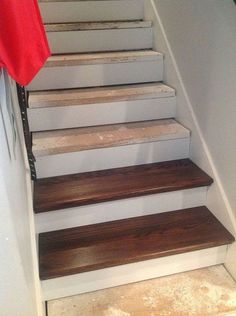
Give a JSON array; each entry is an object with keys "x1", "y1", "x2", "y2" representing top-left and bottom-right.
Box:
[
  {"x1": 28, "y1": 83, "x2": 175, "y2": 109},
  {"x1": 45, "y1": 20, "x2": 152, "y2": 32},
  {"x1": 34, "y1": 159, "x2": 213, "y2": 213},
  {"x1": 45, "y1": 50, "x2": 162, "y2": 67},
  {"x1": 39, "y1": 206, "x2": 235, "y2": 279},
  {"x1": 32, "y1": 119, "x2": 189, "y2": 157}
]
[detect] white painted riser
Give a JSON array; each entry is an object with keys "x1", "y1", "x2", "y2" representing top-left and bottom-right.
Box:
[
  {"x1": 27, "y1": 60, "x2": 163, "y2": 91},
  {"x1": 35, "y1": 138, "x2": 189, "y2": 178},
  {"x1": 36, "y1": 187, "x2": 207, "y2": 233},
  {"x1": 42, "y1": 246, "x2": 227, "y2": 300},
  {"x1": 39, "y1": 0, "x2": 144, "y2": 23},
  {"x1": 47, "y1": 28, "x2": 152, "y2": 54},
  {"x1": 28, "y1": 97, "x2": 176, "y2": 131}
]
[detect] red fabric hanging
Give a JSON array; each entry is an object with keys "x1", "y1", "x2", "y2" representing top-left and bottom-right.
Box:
[{"x1": 0, "y1": 0, "x2": 51, "y2": 86}]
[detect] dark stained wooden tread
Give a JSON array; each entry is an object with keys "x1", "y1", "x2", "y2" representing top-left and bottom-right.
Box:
[
  {"x1": 34, "y1": 159, "x2": 213, "y2": 213},
  {"x1": 39, "y1": 206, "x2": 235, "y2": 279}
]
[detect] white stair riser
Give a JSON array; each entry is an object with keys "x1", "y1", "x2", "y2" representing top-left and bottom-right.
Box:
[
  {"x1": 40, "y1": 0, "x2": 144, "y2": 23},
  {"x1": 36, "y1": 187, "x2": 207, "y2": 233},
  {"x1": 28, "y1": 97, "x2": 176, "y2": 131},
  {"x1": 42, "y1": 246, "x2": 227, "y2": 300},
  {"x1": 47, "y1": 28, "x2": 152, "y2": 54},
  {"x1": 27, "y1": 60, "x2": 163, "y2": 91},
  {"x1": 35, "y1": 138, "x2": 190, "y2": 178}
]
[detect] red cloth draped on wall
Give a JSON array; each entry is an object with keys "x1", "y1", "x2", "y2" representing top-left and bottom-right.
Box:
[{"x1": 0, "y1": 0, "x2": 51, "y2": 86}]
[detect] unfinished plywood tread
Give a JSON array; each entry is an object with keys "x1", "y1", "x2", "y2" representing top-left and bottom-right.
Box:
[
  {"x1": 34, "y1": 159, "x2": 213, "y2": 213},
  {"x1": 39, "y1": 206, "x2": 234, "y2": 279},
  {"x1": 28, "y1": 83, "x2": 175, "y2": 109},
  {"x1": 45, "y1": 21, "x2": 152, "y2": 32},
  {"x1": 32, "y1": 119, "x2": 190, "y2": 157},
  {"x1": 45, "y1": 50, "x2": 162, "y2": 67}
]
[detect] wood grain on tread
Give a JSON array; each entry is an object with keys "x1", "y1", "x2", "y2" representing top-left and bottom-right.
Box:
[
  {"x1": 34, "y1": 159, "x2": 213, "y2": 213},
  {"x1": 45, "y1": 21, "x2": 152, "y2": 32},
  {"x1": 39, "y1": 206, "x2": 235, "y2": 279},
  {"x1": 28, "y1": 83, "x2": 175, "y2": 109}
]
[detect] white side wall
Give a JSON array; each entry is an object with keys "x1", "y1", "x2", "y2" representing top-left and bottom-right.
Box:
[
  {"x1": 0, "y1": 71, "x2": 43, "y2": 316},
  {"x1": 145, "y1": 0, "x2": 236, "y2": 277}
]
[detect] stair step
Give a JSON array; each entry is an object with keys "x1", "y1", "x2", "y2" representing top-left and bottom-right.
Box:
[
  {"x1": 34, "y1": 159, "x2": 213, "y2": 213},
  {"x1": 28, "y1": 83, "x2": 175, "y2": 109},
  {"x1": 27, "y1": 50, "x2": 163, "y2": 91},
  {"x1": 39, "y1": 206, "x2": 234, "y2": 279},
  {"x1": 32, "y1": 119, "x2": 189, "y2": 157},
  {"x1": 33, "y1": 119, "x2": 190, "y2": 177},
  {"x1": 46, "y1": 50, "x2": 162, "y2": 67},
  {"x1": 28, "y1": 83, "x2": 176, "y2": 131},
  {"x1": 46, "y1": 20, "x2": 152, "y2": 54},
  {"x1": 45, "y1": 20, "x2": 152, "y2": 32},
  {"x1": 39, "y1": 0, "x2": 144, "y2": 24}
]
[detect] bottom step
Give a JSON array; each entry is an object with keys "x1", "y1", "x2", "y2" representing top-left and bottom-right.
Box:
[
  {"x1": 42, "y1": 246, "x2": 229, "y2": 301},
  {"x1": 39, "y1": 207, "x2": 234, "y2": 280}
]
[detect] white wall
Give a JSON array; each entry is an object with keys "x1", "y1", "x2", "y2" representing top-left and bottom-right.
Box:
[
  {"x1": 148, "y1": 0, "x2": 236, "y2": 276},
  {"x1": 153, "y1": 0, "x2": 236, "y2": 216},
  {"x1": 0, "y1": 71, "x2": 43, "y2": 316}
]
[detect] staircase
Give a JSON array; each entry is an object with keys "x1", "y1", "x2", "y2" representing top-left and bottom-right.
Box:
[{"x1": 26, "y1": 0, "x2": 234, "y2": 301}]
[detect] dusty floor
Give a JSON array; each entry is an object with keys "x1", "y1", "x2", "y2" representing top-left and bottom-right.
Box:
[{"x1": 48, "y1": 265, "x2": 236, "y2": 316}]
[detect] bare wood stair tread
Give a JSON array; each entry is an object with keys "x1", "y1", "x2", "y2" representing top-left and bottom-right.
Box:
[
  {"x1": 45, "y1": 50, "x2": 162, "y2": 67},
  {"x1": 28, "y1": 83, "x2": 175, "y2": 109},
  {"x1": 39, "y1": 206, "x2": 235, "y2": 279},
  {"x1": 45, "y1": 20, "x2": 152, "y2": 32},
  {"x1": 32, "y1": 119, "x2": 189, "y2": 157},
  {"x1": 34, "y1": 159, "x2": 213, "y2": 213}
]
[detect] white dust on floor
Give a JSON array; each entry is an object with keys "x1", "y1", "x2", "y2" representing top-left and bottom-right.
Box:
[{"x1": 48, "y1": 265, "x2": 236, "y2": 316}]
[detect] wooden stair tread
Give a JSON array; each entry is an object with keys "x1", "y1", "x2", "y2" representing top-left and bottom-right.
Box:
[
  {"x1": 34, "y1": 159, "x2": 213, "y2": 213},
  {"x1": 39, "y1": 206, "x2": 235, "y2": 279},
  {"x1": 45, "y1": 20, "x2": 152, "y2": 32},
  {"x1": 32, "y1": 119, "x2": 189, "y2": 157},
  {"x1": 45, "y1": 50, "x2": 162, "y2": 67},
  {"x1": 28, "y1": 83, "x2": 175, "y2": 109}
]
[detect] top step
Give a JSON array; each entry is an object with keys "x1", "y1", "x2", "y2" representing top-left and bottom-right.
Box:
[{"x1": 39, "y1": 0, "x2": 144, "y2": 24}]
